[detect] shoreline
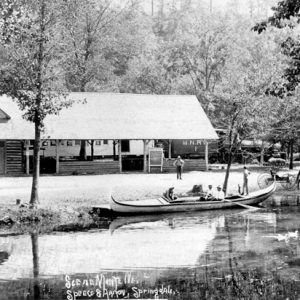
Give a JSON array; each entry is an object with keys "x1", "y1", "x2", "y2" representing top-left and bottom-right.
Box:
[{"x1": 0, "y1": 165, "x2": 298, "y2": 235}]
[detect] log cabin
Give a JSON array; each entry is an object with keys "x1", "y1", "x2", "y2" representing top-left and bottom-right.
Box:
[{"x1": 0, "y1": 93, "x2": 218, "y2": 175}]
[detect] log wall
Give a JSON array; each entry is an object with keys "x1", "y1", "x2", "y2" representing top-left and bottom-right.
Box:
[
  {"x1": 59, "y1": 158, "x2": 206, "y2": 175},
  {"x1": 5, "y1": 140, "x2": 23, "y2": 175},
  {"x1": 59, "y1": 160, "x2": 119, "y2": 175}
]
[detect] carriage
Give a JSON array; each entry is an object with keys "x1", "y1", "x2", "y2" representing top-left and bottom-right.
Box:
[{"x1": 257, "y1": 159, "x2": 299, "y2": 190}]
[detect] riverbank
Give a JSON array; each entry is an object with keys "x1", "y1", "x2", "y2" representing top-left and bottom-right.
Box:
[{"x1": 0, "y1": 165, "x2": 298, "y2": 234}]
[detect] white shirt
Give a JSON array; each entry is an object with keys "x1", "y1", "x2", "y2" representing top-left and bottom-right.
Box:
[
  {"x1": 213, "y1": 189, "x2": 225, "y2": 200},
  {"x1": 243, "y1": 169, "x2": 250, "y2": 180},
  {"x1": 205, "y1": 188, "x2": 213, "y2": 199}
]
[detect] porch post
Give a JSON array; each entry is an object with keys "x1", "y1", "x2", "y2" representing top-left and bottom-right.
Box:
[
  {"x1": 91, "y1": 140, "x2": 94, "y2": 161},
  {"x1": 143, "y1": 139, "x2": 148, "y2": 173},
  {"x1": 25, "y1": 140, "x2": 30, "y2": 175},
  {"x1": 56, "y1": 139, "x2": 60, "y2": 174},
  {"x1": 205, "y1": 141, "x2": 209, "y2": 171},
  {"x1": 168, "y1": 140, "x2": 172, "y2": 159},
  {"x1": 118, "y1": 140, "x2": 122, "y2": 173},
  {"x1": 113, "y1": 140, "x2": 116, "y2": 160}
]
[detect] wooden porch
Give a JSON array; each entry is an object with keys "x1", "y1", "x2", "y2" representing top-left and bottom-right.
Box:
[
  {"x1": 55, "y1": 158, "x2": 207, "y2": 175},
  {"x1": 11, "y1": 138, "x2": 210, "y2": 175}
]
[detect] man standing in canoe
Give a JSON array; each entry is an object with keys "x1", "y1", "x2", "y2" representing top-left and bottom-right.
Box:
[
  {"x1": 242, "y1": 166, "x2": 251, "y2": 195},
  {"x1": 174, "y1": 156, "x2": 185, "y2": 180}
]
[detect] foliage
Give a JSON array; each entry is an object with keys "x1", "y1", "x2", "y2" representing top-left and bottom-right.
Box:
[
  {"x1": 0, "y1": 0, "x2": 73, "y2": 126},
  {"x1": 169, "y1": 16, "x2": 231, "y2": 96},
  {"x1": 253, "y1": 0, "x2": 300, "y2": 94},
  {"x1": 0, "y1": 0, "x2": 76, "y2": 205},
  {"x1": 211, "y1": 27, "x2": 287, "y2": 191},
  {"x1": 59, "y1": 0, "x2": 154, "y2": 92},
  {"x1": 253, "y1": 0, "x2": 300, "y2": 168}
]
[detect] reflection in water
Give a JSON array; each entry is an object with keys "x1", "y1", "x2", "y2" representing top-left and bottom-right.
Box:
[
  {"x1": 0, "y1": 207, "x2": 299, "y2": 299},
  {"x1": 31, "y1": 232, "x2": 40, "y2": 299},
  {"x1": 267, "y1": 194, "x2": 300, "y2": 207}
]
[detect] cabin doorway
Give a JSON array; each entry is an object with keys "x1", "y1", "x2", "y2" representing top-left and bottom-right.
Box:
[{"x1": 0, "y1": 141, "x2": 5, "y2": 174}]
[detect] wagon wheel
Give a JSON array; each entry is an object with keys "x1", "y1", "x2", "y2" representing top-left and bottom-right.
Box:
[
  {"x1": 257, "y1": 173, "x2": 274, "y2": 189},
  {"x1": 280, "y1": 173, "x2": 297, "y2": 190}
]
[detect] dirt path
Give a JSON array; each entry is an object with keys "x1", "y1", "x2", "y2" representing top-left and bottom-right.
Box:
[{"x1": 0, "y1": 169, "x2": 263, "y2": 208}]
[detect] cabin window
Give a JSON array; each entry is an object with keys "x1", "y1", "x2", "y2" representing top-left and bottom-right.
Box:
[
  {"x1": 103, "y1": 140, "x2": 108, "y2": 145},
  {"x1": 75, "y1": 140, "x2": 80, "y2": 146},
  {"x1": 60, "y1": 141, "x2": 65, "y2": 146},
  {"x1": 121, "y1": 140, "x2": 130, "y2": 152},
  {"x1": 42, "y1": 141, "x2": 48, "y2": 147},
  {"x1": 96, "y1": 140, "x2": 101, "y2": 145},
  {"x1": 50, "y1": 140, "x2": 56, "y2": 146},
  {"x1": 67, "y1": 140, "x2": 73, "y2": 146}
]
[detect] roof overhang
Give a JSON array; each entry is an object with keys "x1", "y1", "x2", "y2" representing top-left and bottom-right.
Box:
[{"x1": 0, "y1": 93, "x2": 218, "y2": 140}]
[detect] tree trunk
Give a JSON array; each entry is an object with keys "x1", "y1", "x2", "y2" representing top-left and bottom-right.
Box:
[
  {"x1": 223, "y1": 117, "x2": 237, "y2": 195},
  {"x1": 30, "y1": 122, "x2": 41, "y2": 206},
  {"x1": 151, "y1": 0, "x2": 154, "y2": 16},
  {"x1": 30, "y1": 0, "x2": 44, "y2": 207},
  {"x1": 79, "y1": 140, "x2": 87, "y2": 160},
  {"x1": 223, "y1": 149, "x2": 232, "y2": 195},
  {"x1": 260, "y1": 143, "x2": 264, "y2": 165},
  {"x1": 289, "y1": 139, "x2": 294, "y2": 170},
  {"x1": 79, "y1": 79, "x2": 87, "y2": 160},
  {"x1": 223, "y1": 108, "x2": 238, "y2": 196},
  {"x1": 31, "y1": 232, "x2": 40, "y2": 299}
]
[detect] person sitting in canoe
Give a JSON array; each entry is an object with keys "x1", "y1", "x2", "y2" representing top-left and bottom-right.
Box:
[
  {"x1": 212, "y1": 185, "x2": 225, "y2": 201},
  {"x1": 164, "y1": 187, "x2": 177, "y2": 201},
  {"x1": 204, "y1": 184, "x2": 214, "y2": 201}
]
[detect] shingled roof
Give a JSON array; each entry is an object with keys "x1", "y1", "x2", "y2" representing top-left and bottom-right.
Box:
[{"x1": 0, "y1": 93, "x2": 218, "y2": 140}]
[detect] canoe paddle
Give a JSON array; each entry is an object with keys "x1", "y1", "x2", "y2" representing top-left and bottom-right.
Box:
[{"x1": 223, "y1": 199, "x2": 259, "y2": 210}]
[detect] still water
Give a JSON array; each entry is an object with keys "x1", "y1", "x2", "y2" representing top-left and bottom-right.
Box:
[{"x1": 0, "y1": 202, "x2": 299, "y2": 299}]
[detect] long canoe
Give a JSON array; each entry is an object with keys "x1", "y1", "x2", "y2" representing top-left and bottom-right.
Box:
[{"x1": 109, "y1": 181, "x2": 276, "y2": 215}]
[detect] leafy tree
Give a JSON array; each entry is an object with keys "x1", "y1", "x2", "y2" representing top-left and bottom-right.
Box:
[
  {"x1": 122, "y1": 12, "x2": 233, "y2": 97},
  {"x1": 59, "y1": 0, "x2": 116, "y2": 160},
  {"x1": 213, "y1": 28, "x2": 286, "y2": 193},
  {"x1": 253, "y1": 0, "x2": 300, "y2": 168},
  {"x1": 163, "y1": 15, "x2": 231, "y2": 102},
  {"x1": 268, "y1": 93, "x2": 300, "y2": 169},
  {"x1": 119, "y1": 43, "x2": 177, "y2": 94},
  {"x1": 60, "y1": 0, "x2": 151, "y2": 159},
  {"x1": 0, "y1": 0, "x2": 73, "y2": 206}
]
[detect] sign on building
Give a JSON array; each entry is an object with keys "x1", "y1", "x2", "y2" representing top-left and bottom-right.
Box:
[{"x1": 148, "y1": 148, "x2": 164, "y2": 172}]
